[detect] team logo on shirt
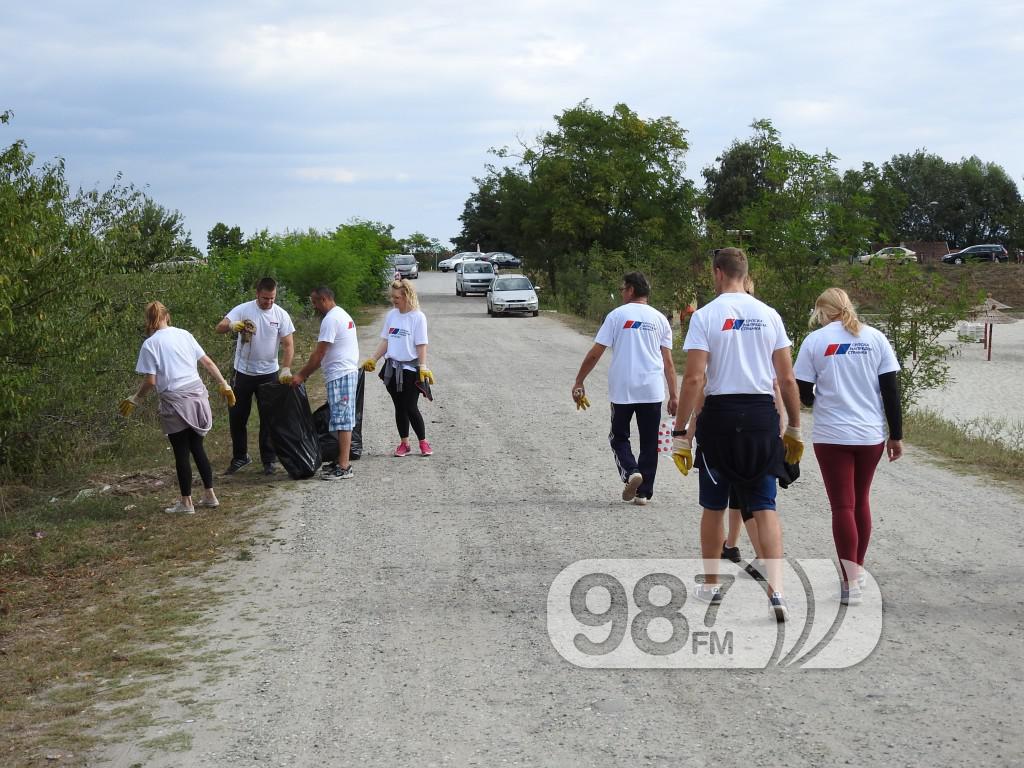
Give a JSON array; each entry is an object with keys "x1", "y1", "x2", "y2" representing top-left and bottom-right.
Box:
[
  {"x1": 347, "y1": 321, "x2": 354, "y2": 329},
  {"x1": 824, "y1": 342, "x2": 872, "y2": 356},
  {"x1": 388, "y1": 327, "x2": 411, "y2": 338},
  {"x1": 721, "y1": 318, "x2": 767, "y2": 331},
  {"x1": 622, "y1": 320, "x2": 657, "y2": 331}
]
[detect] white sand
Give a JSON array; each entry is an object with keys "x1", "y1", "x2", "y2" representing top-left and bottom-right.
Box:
[{"x1": 913, "y1": 318, "x2": 1024, "y2": 447}]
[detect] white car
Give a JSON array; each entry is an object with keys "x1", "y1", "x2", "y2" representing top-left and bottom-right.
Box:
[
  {"x1": 438, "y1": 252, "x2": 479, "y2": 272},
  {"x1": 487, "y1": 275, "x2": 539, "y2": 317},
  {"x1": 859, "y1": 246, "x2": 917, "y2": 265}
]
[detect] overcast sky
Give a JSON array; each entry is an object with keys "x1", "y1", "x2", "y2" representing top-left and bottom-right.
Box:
[{"x1": 3, "y1": 1, "x2": 1021, "y2": 250}]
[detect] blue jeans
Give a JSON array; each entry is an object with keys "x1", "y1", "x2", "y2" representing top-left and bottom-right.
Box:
[{"x1": 609, "y1": 402, "x2": 662, "y2": 500}]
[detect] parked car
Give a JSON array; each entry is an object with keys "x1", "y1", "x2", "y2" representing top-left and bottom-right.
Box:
[
  {"x1": 439, "y1": 252, "x2": 479, "y2": 272},
  {"x1": 487, "y1": 275, "x2": 539, "y2": 317},
  {"x1": 859, "y1": 246, "x2": 917, "y2": 265},
  {"x1": 455, "y1": 260, "x2": 497, "y2": 296},
  {"x1": 942, "y1": 244, "x2": 1009, "y2": 264},
  {"x1": 388, "y1": 254, "x2": 419, "y2": 279},
  {"x1": 485, "y1": 251, "x2": 522, "y2": 268}
]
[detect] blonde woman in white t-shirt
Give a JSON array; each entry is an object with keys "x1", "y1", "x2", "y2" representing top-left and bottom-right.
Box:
[
  {"x1": 361, "y1": 280, "x2": 435, "y2": 457},
  {"x1": 119, "y1": 301, "x2": 236, "y2": 514},
  {"x1": 793, "y1": 288, "x2": 903, "y2": 605}
]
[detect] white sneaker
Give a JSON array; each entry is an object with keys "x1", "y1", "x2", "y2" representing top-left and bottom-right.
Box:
[
  {"x1": 622, "y1": 472, "x2": 643, "y2": 501},
  {"x1": 164, "y1": 501, "x2": 195, "y2": 514},
  {"x1": 633, "y1": 496, "x2": 649, "y2": 506}
]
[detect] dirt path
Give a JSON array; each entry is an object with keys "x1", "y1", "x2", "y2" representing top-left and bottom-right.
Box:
[{"x1": 93, "y1": 272, "x2": 1023, "y2": 767}]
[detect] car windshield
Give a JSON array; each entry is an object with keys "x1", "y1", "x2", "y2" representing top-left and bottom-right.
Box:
[
  {"x1": 464, "y1": 263, "x2": 492, "y2": 273},
  {"x1": 494, "y1": 278, "x2": 532, "y2": 291},
  {"x1": 392, "y1": 255, "x2": 416, "y2": 265}
]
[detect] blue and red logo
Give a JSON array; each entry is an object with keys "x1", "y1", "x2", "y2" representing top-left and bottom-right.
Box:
[
  {"x1": 722, "y1": 318, "x2": 745, "y2": 331},
  {"x1": 824, "y1": 343, "x2": 849, "y2": 356},
  {"x1": 622, "y1": 320, "x2": 656, "y2": 331},
  {"x1": 388, "y1": 327, "x2": 410, "y2": 338}
]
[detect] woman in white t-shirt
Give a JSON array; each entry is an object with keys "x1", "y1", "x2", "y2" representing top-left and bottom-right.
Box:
[
  {"x1": 119, "y1": 301, "x2": 237, "y2": 514},
  {"x1": 793, "y1": 288, "x2": 903, "y2": 605},
  {"x1": 361, "y1": 280, "x2": 435, "y2": 457}
]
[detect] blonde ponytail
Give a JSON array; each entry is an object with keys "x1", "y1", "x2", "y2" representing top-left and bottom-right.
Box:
[
  {"x1": 809, "y1": 288, "x2": 861, "y2": 335},
  {"x1": 144, "y1": 301, "x2": 170, "y2": 336}
]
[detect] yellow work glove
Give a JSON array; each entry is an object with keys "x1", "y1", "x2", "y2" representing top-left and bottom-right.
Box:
[
  {"x1": 360, "y1": 359, "x2": 377, "y2": 372},
  {"x1": 783, "y1": 425, "x2": 804, "y2": 464},
  {"x1": 229, "y1": 320, "x2": 247, "y2": 333},
  {"x1": 219, "y1": 385, "x2": 236, "y2": 408},
  {"x1": 278, "y1": 367, "x2": 293, "y2": 385},
  {"x1": 572, "y1": 387, "x2": 590, "y2": 411},
  {"x1": 418, "y1": 368, "x2": 435, "y2": 385},
  {"x1": 671, "y1": 436, "x2": 693, "y2": 476},
  {"x1": 118, "y1": 395, "x2": 139, "y2": 417}
]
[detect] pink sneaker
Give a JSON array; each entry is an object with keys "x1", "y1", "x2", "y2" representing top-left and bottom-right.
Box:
[
  {"x1": 393, "y1": 442, "x2": 411, "y2": 457},
  {"x1": 419, "y1": 439, "x2": 433, "y2": 456}
]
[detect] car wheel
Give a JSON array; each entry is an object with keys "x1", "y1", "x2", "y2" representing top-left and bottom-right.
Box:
[
  {"x1": 532, "y1": 310, "x2": 539, "y2": 317},
  {"x1": 954, "y1": 257, "x2": 964, "y2": 265}
]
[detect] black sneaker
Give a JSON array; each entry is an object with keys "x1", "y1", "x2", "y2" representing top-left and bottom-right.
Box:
[
  {"x1": 770, "y1": 592, "x2": 788, "y2": 622},
  {"x1": 263, "y1": 462, "x2": 277, "y2": 476},
  {"x1": 224, "y1": 456, "x2": 252, "y2": 475},
  {"x1": 322, "y1": 465, "x2": 354, "y2": 481},
  {"x1": 721, "y1": 543, "x2": 741, "y2": 563}
]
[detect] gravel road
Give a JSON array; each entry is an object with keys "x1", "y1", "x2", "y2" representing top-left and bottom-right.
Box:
[{"x1": 92, "y1": 271, "x2": 1024, "y2": 767}]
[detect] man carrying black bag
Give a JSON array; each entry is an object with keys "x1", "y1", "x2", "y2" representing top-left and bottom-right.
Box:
[{"x1": 291, "y1": 285, "x2": 360, "y2": 480}]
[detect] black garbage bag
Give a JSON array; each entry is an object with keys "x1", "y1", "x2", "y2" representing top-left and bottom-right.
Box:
[
  {"x1": 312, "y1": 370, "x2": 365, "y2": 462},
  {"x1": 258, "y1": 382, "x2": 321, "y2": 479}
]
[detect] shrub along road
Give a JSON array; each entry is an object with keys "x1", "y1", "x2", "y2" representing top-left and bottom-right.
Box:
[{"x1": 94, "y1": 271, "x2": 1022, "y2": 767}]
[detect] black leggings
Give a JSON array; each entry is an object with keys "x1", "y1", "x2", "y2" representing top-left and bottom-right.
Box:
[
  {"x1": 167, "y1": 428, "x2": 213, "y2": 497},
  {"x1": 385, "y1": 369, "x2": 425, "y2": 440}
]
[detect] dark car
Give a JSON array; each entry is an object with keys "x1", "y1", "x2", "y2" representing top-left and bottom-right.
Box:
[
  {"x1": 942, "y1": 244, "x2": 1009, "y2": 264},
  {"x1": 485, "y1": 251, "x2": 522, "y2": 268}
]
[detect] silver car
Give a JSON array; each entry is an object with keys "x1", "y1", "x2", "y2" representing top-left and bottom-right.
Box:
[
  {"x1": 487, "y1": 275, "x2": 539, "y2": 317},
  {"x1": 388, "y1": 254, "x2": 419, "y2": 279},
  {"x1": 455, "y1": 260, "x2": 497, "y2": 296}
]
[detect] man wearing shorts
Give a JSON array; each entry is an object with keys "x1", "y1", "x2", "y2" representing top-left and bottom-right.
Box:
[
  {"x1": 291, "y1": 286, "x2": 359, "y2": 480},
  {"x1": 671, "y1": 248, "x2": 803, "y2": 621}
]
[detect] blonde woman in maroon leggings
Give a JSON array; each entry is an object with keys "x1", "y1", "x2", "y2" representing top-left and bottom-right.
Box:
[{"x1": 793, "y1": 288, "x2": 903, "y2": 605}]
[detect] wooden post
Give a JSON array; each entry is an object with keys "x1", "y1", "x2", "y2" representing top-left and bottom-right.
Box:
[{"x1": 988, "y1": 324, "x2": 993, "y2": 361}]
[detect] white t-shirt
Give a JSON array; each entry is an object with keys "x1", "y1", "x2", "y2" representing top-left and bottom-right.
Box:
[
  {"x1": 684, "y1": 292, "x2": 791, "y2": 396},
  {"x1": 794, "y1": 321, "x2": 900, "y2": 445},
  {"x1": 594, "y1": 302, "x2": 673, "y2": 404},
  {"x1": 319, "y1": 306, "x2": 359, "y2": 383},
  {"x1": 381, "y1": 308, "x2": 428, "y2": 371},
  {"x1": 135, "y1": 327, "x2": 205, "y2": 394},
  {"x1": 225, "y1": 300, "x2": 295, "y2": 375}
]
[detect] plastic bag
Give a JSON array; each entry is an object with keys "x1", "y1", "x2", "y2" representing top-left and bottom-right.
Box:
[
  {"x1": 258, "y1": 382, "x2": 322, "y2": 479},
  {"x1": 312, "y1": 370, "x2": 365, "y2": 462}
]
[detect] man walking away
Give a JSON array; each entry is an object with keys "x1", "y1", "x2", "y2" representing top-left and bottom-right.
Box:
[
  {"x1": 216, "y1": 277, "x2": 295, "y2": 475},
  {"x1": 671, "y1": 248, "x2": 803, "y2": 621},
  {"x1": 290, "y1": 286, "x2": 360, "y2": 480},
  {"x1": 572, "y1": 272, "x2": 678, "y2": 505}
]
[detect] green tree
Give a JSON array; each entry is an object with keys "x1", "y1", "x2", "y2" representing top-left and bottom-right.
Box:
[
  {"x1": 846, "y1": 262, "x2": 978, "y2": 411},
  {"x1": 208, "y1": 222, "x2": 245, "y2": 256}
]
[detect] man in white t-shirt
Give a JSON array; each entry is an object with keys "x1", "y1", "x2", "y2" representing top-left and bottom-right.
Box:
[
  {"x1": 572, "y1": 272, "x2": 677, "y2": 505},
  {"x1": 291, "y1": 285, "x2": 359, "y2": 480},
  {"x1": 216, "y1": 277, "x2": 296, "y2": 476},
  {"x1": 672, "y1": 248, "x2": 803, "y2": 622}
]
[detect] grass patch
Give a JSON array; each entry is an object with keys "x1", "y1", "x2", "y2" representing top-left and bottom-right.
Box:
[
  {"x1": 905, "y1": 409, "x2": 1024, "y2": 492},
  {"x1": 0, "y1": 310, "x2": 342, "y2": 766}
]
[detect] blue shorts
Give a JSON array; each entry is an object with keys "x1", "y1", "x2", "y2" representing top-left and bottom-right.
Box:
[
  {"x1": 697, "y1": 452, "x2": 777, "y2": 514},
  {"x1": 326, "y1": 372, "x2": 357, "y2": 432}
]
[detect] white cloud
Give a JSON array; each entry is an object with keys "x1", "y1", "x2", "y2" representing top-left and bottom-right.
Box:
[{"x1": 292, "y1": 166, "x2": 358, "y2": 184}]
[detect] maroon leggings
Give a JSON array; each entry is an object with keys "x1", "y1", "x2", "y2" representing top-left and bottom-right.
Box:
[{"x1": 813, "y1": 442, "x2": 885, "y2": 583}]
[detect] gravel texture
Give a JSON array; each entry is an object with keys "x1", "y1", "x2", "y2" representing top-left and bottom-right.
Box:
[{"x1": 91, "y1": 272, "x2": 1024, "y2": 767}]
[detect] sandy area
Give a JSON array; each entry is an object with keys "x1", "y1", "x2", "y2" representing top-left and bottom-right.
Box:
[
  {"x1": 89, "y1": 272, "x2": 1023, "y2": 767},
  {"x1": 915, "y1": 319, "x2": 1024, "y2": 447}
]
